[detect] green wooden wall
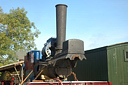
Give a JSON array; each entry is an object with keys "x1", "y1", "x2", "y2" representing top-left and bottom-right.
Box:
[{"x1": 107, "y1": 43, "x2": 128, "y2": 85}]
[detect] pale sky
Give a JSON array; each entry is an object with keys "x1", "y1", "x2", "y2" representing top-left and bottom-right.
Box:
[{"x1": 0, "y1": 0, "x2": 128, "y2": 51}]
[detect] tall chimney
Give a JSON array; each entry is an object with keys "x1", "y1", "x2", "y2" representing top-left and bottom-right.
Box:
[{"x1": 56, "y1": 4, "x2": 67, "y2": 50}]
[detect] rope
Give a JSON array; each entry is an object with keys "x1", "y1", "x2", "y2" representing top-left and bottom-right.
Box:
[
  {"x1": 54, "y1": 78, "x2": 63, "y2": 85},
  {"x1": 71, "y1": 72, "x2": 78, "y2": 81}
]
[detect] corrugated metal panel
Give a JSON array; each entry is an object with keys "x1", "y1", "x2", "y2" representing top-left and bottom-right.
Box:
[
  {"x1": 68, "y1": 47, "x2": 108, "y2": 81},
  {"x1": 107, "y1": 44, "x2": 128, "y2": 85}
]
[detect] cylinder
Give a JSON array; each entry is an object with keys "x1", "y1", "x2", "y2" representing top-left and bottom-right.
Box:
[{"x1": 56, "y1": 4, "x2": 67, "y2": 50}]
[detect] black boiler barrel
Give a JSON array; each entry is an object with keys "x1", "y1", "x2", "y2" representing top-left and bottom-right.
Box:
[{"x1": 56, "y1": 4, "x2": 67, "y2": 50}]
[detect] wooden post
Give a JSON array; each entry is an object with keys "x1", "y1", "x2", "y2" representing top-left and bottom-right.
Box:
[
  {"x1": 14, "y1": 66, "x2": 21, "y2": 82},
  {"x1": 34, "y1": 70, "x2": 43, "y2": 80},
  {"x1": 20, "y1": 70, "x2": 33, "y2": 85},
  {"x1": 20, "y1": 64, "x2": 23, "y2": 82}
]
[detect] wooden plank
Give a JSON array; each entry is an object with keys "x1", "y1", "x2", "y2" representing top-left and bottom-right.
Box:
[{"x1": 0, "y1": 61, "x2": 24, "y2": 71}]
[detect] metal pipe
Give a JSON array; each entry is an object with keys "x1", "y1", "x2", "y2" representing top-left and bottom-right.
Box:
[{"x1": 56, "y1": 4, "x2": 67, "y2": 50}]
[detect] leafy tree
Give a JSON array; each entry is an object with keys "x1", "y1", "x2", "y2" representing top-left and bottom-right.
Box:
[{"x1": 0, "y1": 7, "x2": 40, "y2": 66}]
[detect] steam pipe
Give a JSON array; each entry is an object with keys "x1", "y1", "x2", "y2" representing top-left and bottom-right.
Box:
[{"x1": 56, "y1": 4, "x2": 67, "y2": 50}]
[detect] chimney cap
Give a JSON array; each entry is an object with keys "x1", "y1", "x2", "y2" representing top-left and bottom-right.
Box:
[{"x1": 55, "y1": 4, "x2": 68, "y2": 7}]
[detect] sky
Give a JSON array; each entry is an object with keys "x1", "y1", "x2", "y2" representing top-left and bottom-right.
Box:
[{"x1": 0, "y1": 0, "x2": 128, "y2": 51}]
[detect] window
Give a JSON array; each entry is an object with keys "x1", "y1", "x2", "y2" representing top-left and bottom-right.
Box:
[
  {"x1": 27, "y1": 52, "x2": 29, "y2": 60},
  {"x1": 36, "y1": 52, "x2": 39, "y2": 60},
  {"x1": 31, "y1": 52, "x2": 34, "y2": 63},
  {"x1": 126, "y1": 52, "x2": 128, "y2": 58},
  {"x1": 125, "y1": 51, "x2": 128, "y2": 61}
]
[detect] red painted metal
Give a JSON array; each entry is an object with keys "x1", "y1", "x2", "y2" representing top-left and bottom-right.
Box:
[
  {"x1": 10, "y1": 81, "x2": 14, "y2": 85},
  {"x1": 2, "y1": 82, "x2": 4, "y2": 85},
  {"x1": 24, "y1": 53, "x2": 34, "y2": 71},
  {"x1": 26, "y1": 81, "x2": 112, "y2": 85},
  {"x1": 0, "y1": 81, "x2": 14, "y2": 85}
]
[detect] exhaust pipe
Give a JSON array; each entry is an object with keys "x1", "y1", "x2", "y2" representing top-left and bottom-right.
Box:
[{"x1": 56, "y1": 4, "x2": 67, "y2": 50}]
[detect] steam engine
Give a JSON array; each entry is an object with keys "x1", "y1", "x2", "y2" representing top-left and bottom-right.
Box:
[{"x1": 24, "y1": 4, "x2": 86, "y2": 81}]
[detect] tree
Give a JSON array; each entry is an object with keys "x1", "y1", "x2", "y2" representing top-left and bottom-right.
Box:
[{"x1": 0, "y1": 7, "x2": 40, "y2": 66}]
